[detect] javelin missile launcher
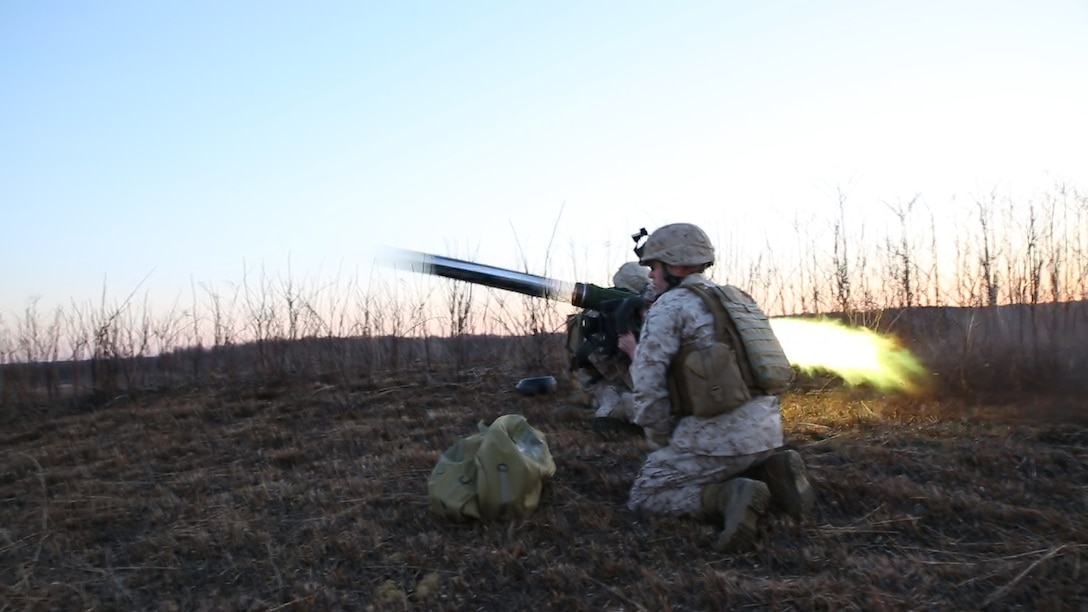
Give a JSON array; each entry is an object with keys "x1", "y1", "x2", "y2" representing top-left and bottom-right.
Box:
[{"x1": 382, "y1": 248, "x2": 645, "y2": 365}]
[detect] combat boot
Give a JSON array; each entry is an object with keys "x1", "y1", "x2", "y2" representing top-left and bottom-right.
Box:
[
  {"x1": 700, "y1": 478, "x2": 771, "y2": 553},
  {"x1": 750, "y1": 449, "x2": 815, "y2": 522}
]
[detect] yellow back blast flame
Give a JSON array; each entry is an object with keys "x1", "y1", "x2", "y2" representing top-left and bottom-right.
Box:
[{"x1": 769, "y1": 317, "x2": 927, "y2": 392}]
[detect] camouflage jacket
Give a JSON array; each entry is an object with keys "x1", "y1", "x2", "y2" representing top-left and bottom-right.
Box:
[{"x1": 630, "y1": 273, "x2": 783, "y2": 454}]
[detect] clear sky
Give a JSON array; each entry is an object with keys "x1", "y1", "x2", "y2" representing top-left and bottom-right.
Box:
[{"x1": 3, "y1": 0, "x2": 1087, "y2": 317}]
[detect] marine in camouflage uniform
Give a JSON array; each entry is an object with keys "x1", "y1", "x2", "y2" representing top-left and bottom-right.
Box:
[
  {"x1": 571, "y1": 262, "x2": 651, "y2": 422},
  {"x1": 617, "y1": 223, "x2": 815, "y2": 553}
]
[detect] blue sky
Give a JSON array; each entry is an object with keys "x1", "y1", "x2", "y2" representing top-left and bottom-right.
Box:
[{"x1": 3, "y1": 1, "x2": 1087, "y2": 316}]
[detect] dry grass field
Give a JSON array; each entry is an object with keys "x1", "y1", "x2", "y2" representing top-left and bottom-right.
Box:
[
  {"x1": 5, "y1": 188, "x2": 1088, "y2": 609},
  {"x1": 3, "y1": 363, "x2": 1086, "y2": 611}
]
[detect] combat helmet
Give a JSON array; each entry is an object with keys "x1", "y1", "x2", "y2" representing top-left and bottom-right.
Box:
[
  {"x1": 613, "y1": 262, "x2": 651, "y2": 294},
  {"x1": 635, "y1": 223, "x2": 715, "y2": 267}
]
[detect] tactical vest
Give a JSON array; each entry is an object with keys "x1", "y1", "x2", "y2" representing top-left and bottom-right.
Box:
[{"x1": 668, "y1": 283, "x2": 794, "y2": 418}]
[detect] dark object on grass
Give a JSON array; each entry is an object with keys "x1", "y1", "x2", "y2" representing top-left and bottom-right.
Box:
[{"x1": 516, "y1": 376, "x2": 557, "y2": 396}]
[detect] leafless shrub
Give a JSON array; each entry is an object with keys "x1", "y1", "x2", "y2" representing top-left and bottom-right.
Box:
[{"x1": 3, "y1": 182, "x2": 1088, "y2": 405}]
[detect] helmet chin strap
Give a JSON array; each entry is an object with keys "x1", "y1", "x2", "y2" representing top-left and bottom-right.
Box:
[
  {"x1": 661, "y1": 263, "x2": 710, "y2": 291},
  {"x1": 663, "y1": 266, "x2": 686, "y2": 290}
]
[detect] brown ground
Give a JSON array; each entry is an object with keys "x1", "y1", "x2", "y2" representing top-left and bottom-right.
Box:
[{"x1": 2, "y1": 370, "x2": 1087, "y2": 611}]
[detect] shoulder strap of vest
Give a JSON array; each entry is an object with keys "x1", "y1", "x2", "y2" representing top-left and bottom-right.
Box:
[{"x1": 681, "y1": 283, "x2": 761, "y2": 393}]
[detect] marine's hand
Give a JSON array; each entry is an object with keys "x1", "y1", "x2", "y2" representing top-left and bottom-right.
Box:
[{"x1": 617, "y1": 332, "x2": 637, "y2": 360}]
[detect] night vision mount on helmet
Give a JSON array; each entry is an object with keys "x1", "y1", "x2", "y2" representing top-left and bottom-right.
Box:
[{"x1": 632, "y1": 223, "x2": 715, "y2": 268}]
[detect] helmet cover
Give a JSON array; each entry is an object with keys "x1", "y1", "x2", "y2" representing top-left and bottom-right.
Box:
[{"x1": 637, "y1": 223, "x2": 715, "y2": 267}]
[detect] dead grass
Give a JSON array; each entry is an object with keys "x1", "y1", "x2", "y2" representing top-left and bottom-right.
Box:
[{"x1": 2, "y1": 370, "x2": 1086, "y2": 611}]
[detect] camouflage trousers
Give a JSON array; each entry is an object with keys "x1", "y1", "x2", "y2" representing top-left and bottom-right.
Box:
[
  {"x1": 588, "y1": 382, "x2": 637, "y2": 421},
  {"x1": 627, "y1": 446, "x2": 777, "y2": 517},
  {"x1": 575, "y1": 361, "x2": 637, "y2": 422}
]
